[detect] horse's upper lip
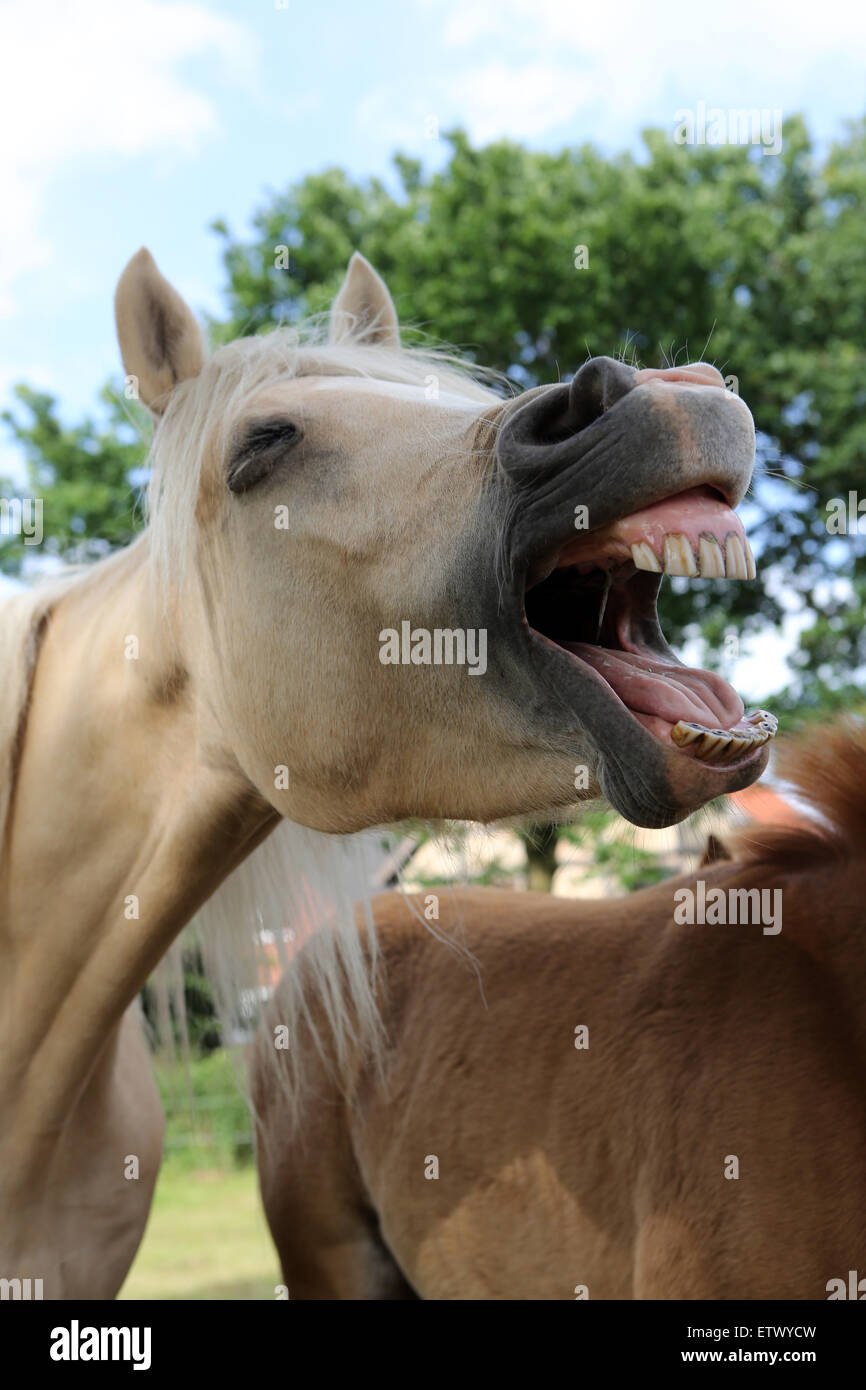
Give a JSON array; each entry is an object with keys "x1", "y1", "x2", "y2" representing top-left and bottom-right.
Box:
[
  {"x1": 525, "y1": 484, "x2": 756, "y2": 590},
  {"x1": 495, "y1": 365, "x2": 757, "y2": 577}
]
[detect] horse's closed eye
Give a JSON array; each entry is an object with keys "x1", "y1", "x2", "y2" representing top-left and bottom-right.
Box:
[{"x1": 227, "y1": 417, "x2": 303, "y2": 494}]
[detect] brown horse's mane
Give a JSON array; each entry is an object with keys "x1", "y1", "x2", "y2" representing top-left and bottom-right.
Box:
[{"x1": 731, "y1": 716, "x2": 866, "y2": 869}]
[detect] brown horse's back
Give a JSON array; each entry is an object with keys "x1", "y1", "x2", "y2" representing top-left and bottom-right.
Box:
[{"x1": 255, "y1": 864, "x2": 866, "y2": 1300}]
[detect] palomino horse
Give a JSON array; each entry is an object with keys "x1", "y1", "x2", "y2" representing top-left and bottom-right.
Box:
[
  {"x1": 253, "y1": 722, "x2": 866, "y2": 1301},
  {"x1": 0, "y1": 247, "x2": 771, "y2": 1299}
]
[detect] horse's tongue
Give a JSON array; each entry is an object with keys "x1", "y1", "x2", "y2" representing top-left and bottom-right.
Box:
[{"x1": 566, "y1": 644, "x2": 744, "y2": 729}]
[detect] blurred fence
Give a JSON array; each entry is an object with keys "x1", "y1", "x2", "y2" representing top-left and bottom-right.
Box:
[{"x1": 154, "y1": 1052, "x2": 256, "y2": 1169}]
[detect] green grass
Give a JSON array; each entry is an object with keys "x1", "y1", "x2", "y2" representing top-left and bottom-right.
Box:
[
  {"x1": 119, "y1": 1160, "x2": 281, "y2": 1301},
  {"x1": 119, "y1": 1051, "x2": 281, "y2": 1300}
]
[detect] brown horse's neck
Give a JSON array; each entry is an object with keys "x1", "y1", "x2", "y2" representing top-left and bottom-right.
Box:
[
  {"x1": 0, "y1": 541, "x2": 277, "y2": 1178},
  {"x1": 705, "y1": 851, "x2": 866, "y2": 1059}
]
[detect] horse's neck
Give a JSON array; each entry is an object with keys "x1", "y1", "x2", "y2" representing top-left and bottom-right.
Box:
[
  {"x1": 752, "y1": 856, "x2": 866, "y2": 1058},
  {"x1": 0, "y1": 544, "x2": 276, "y2": 1174}
]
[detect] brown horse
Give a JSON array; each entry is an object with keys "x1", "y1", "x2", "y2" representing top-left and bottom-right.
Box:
[
  {"x1": 253, "y1": 721, "x2": 864, "y2": 1300},
  {"x1": 1, "y1": 247, "x2": 770, "y2": 1298}
]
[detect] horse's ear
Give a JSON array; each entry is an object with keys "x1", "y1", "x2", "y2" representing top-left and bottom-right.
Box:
[
  {"x1": 115, "y1": 248, "x2": 204, "y2": 413},
  {"x1": 329, "y1": 252, "x2": 400, "y2": 347}
]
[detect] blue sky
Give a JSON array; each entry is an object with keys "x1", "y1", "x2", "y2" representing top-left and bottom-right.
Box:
[{"x1": 1, "y1": 0, "x2": 864, "y2": 686}]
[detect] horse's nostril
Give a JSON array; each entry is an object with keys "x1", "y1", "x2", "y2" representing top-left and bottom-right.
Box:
[
  {"x1": 566, "y1": 355, "x2": 636, "y2": 434},
  {"x1": 495, "y1": 355, "x2": 639, "y2": 478}
]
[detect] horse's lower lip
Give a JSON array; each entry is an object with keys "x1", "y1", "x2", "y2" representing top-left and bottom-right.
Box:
[
  {"x1": 520, "y1": 619, "x2": 774, "y2": 826},
  {"x1": 560, "y1": 646, "x2": 776, "y2": 765},
  {"x1": 529, "y1": 627, "x2": 771, "y2": 771}
]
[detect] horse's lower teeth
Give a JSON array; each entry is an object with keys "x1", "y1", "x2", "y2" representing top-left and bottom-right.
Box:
[{"x1": 671, "y1": 709, "x2": 778, "y2": 763}]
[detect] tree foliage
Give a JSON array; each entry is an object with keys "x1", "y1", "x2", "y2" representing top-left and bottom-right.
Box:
[
  {"x1": 4, "y1": 119, "x2": 865, "y2": 710},
  {"x1": 1, "y1": 384, "x2": 148, "y2": 570}
]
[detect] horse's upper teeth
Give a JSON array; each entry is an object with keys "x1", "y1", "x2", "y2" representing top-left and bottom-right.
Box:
[
  {"x1": 725, "y1": 534, "x2": 753, "y2": 580},
  {"x1": 663, "y1": 533, "x2": 698, "y2": 577},
  {"x1": 631, "y1": 532, "x2": 756, "y2": 579},
  {"x1": 671, "y1": 709, "x2": 778, "y2": 763},
  {"x1": 697, "y1": 535, "x2": 725, "y2": 578},
  {"x1": 629, "y1": 540, "x2": 661, "y2": 573}
]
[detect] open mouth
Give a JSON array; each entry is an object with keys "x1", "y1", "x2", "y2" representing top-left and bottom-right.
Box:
[{"x1": 523, "y1": 485, "x2": 778, "y2": 769}]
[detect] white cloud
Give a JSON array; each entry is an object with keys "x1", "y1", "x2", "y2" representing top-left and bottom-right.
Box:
[
  {"x1": 407, "y1": 0, "x2": 866, "y2": 147},
  {"x1": 445, "y1": 63, "x2": 590, "y2": 143},
  {"x1": 0, "y1": 0, "x2": 257, "y2": 311},
  {"x1": 440, "y1": 0, "x2": 866, "y2": 69}
]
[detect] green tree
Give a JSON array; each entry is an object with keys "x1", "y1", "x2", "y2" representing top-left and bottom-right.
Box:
[{"x1": 1, "y1": 384, "x2": 148, "y2": 572}]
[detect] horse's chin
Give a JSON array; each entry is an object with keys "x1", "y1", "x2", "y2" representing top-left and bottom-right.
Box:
[{"x1": 522, "y1": 485, "x2": 777, "y2": 828}]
